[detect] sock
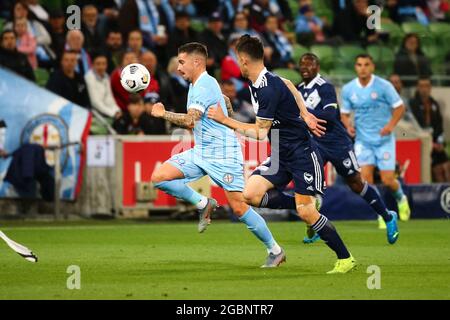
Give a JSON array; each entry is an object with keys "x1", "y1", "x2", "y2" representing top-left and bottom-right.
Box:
[
  {"x1": 360, "y1": 182, "x2": 392, "y2": 222},
  {"x1": 154, "y1": 180, "x2": 205, "y2": 206},
  {"x1": 392, "y1": 183, "x2": 405, "y2": 202},
  {"x1": 259, "y1": 188, "x2": 296, "y2": 209},
  {"x1": 312, "y1": 214, "x2": 351, "y2": 259},
  {"x1": 239, "y1": 207, "x2": 280, "y2": 254},
  {"x1": 195, "y1": 196, "x2": 208, "y2": 210}
]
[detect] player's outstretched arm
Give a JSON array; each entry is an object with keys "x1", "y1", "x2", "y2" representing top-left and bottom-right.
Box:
[
  {"x1": 150, "y1": 102, "x2": 202, "y2": 129},
  {"x1": 207, "y1": 103, "x2": 271, "y2": 140},
  {"x1": 281, "y1": 78, "x2": 326, "y2": 137}
]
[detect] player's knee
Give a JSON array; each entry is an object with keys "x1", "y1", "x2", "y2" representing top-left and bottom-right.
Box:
[
  {"x1": 381, "y1": 174, "x2": 395, "y2": 187},
  {"x1": 151, "y1": 171, "x2": 167, "y2": 185},
  {"x1": 230, "y1": 201, "x2": 248, "y2": 216},
  {"x1": 242, "y1": 188, "x2": 262, "y2": 206},
  {"x1": 346, "y1": 175, "x2": 364, "y2": 193}
]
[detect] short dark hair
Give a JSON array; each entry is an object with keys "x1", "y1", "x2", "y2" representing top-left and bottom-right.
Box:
[
  {"x1": 129, "y1": 93, "x2": 144, "y2": 105},
  {"x1": 417, "y1": 76, "x2": 431, "y2": 83},
  {"x1": 221, "y1": 79, "x2": 234, "y2": 86},
  {"x1": 178, "y1": 42, "x2": 208, "y2": 59},
  {"x1": 235, "y1": 34, "x2": 264, "y2": 61},
  {"x1": 300, "y1": 53, "x2": 320, "y2": 65},
  {"x1": 91, "y1": 49, "x2": 107, "y2": 62},
  {"x1": 355, "y1": 53, "x2": 374, "y2": 63}
]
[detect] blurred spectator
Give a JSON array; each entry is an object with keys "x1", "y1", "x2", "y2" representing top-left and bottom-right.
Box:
[
  {"x1": 76, "y1": 0, "x2": 121, "y2": 34},
  {"x1": 200, "y1": 12, "x2": 228, "y2": 74},
  {"x1": 118, "y1": 0, "x2": 173, "y2": 49},
  {"x1": 127, "y1": 29, "x2": 148, "y2": 57},
  {"x1": 81, "y1": 4, "x2": 104, "y2": 54},
  {"x1": 221, "y1": 80, "x2": 255, "y2": 123},
  {"x1": 394, "y1": 33, "x2": 432, "y2": 87},
  {"x1": 395, "y1": 0, "x2": 429, "y2": 24},
  {"x1": 85, "y1": 52, "x2": 121, "y2": 119},
  {"x1": 409, "y1": 77, "x2": 450, "y2": 182},
  {"x1": 261, "y1": 15, "x2": 293, "y2": 69},
  {"x1": 104, "y1": 30, "x2": 124, "y2": 74},
  {"x1": 46, "y1": 50, "x2": 91, "y2": 109},
  {"x1": 111, "y1": 51, "x2": 139, "y2": 111},
  {"x1": 4, "y1": 1, "x2": 55, "y2": 67},
  {"x1": 48, "y1": 9, "x2": 66, "y2": 61},
  {"x1": 332, "y1": 0, "x2": 378, "y2": 45},
  {"x1": 25, "y1": 0, "x2": 49, "y2": 25},
  {"x1": 232, "y1": 11, "x2": 260, "y2": 37},
  {"x1": 143, "y1": 92, "x2": 168, "y2": 134},
  {"x1": 14, "y1": 18, "x2": 38, "y2": 70},
  {"x1": 221, "y1": 33, "x2": 247, "y2": 93},
  {"x1": 0, "y1": 30, "x2": 35, "y2": 81},
  {"x1": 113, "y1": 94, "x2": 154, "y2": 135},
  {"x1": 295, "y1": 5, "x2": 325, "y2": 46},
  {"x1": 167, "y1": 11, "x2": 199, "y2": 57},
  {"x1": 171, "y1": 0, "x2": 197, "y2": 16},
  {"x1": 65, "y1": 30, "x2": 92, "y2": 77},
  {"x1": 166, "y1": 56, "x2": 189, "y2": 114},
  {"x1": 389, "y1": 73, "x2": 418, "y2": 123},
  {"x1": 140, "y1": 50, "x2": 172, "y2": 107},
  {"x1": 246, "y1": 0, "x2": 291, "y2": 33}
]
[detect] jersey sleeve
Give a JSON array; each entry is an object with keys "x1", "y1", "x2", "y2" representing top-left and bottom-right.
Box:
[
  {"x1": 187, "y1": 84, "x2": 213, "y2": 113},
  {"x1": 319, "y1": 83, "x2": 338, "y2": 110},
  {"x1": 340, "y1": 85, "x2": 352, "y2": 114},
  {"x1": 384, "y1": 81, "x2": 403, "y2": 109},
  {"x1": 255, "y1": 82, "x2": 280, "y2": 120}
]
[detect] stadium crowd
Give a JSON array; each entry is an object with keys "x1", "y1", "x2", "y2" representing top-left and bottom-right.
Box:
[{"x1": 0, "y1": 0, "x2": 449, "y2": 181}]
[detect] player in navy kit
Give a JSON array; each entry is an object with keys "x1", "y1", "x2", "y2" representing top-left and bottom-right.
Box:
[
  {"x1": 291, "y1": 53, "x2": 398, "y2": 245},
  {"x1": 208, "y1": 35, "x2": 356, "y2": 274}
]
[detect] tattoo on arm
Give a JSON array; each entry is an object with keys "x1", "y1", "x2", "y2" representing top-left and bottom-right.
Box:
[
  {"x1": 163, "y1": 109, "x2": 203, "y2": 129},
  {"x1": 223, "y1": 95, "x2": 234, "y2": 116}
]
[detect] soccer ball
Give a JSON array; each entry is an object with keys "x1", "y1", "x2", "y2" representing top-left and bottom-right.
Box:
[{"x1": 120, "y1": 63, "x2": 151, "y2": 93}]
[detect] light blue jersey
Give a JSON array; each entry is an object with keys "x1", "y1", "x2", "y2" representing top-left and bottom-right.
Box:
[
  {"x1": 341, "y1": 75, "x2": 403, "y2": 170},
  {"x1": 167, "y1": 71, "x2": 244, "y2": 191},
  {"x1": 341, "y1": 75, "x2": 403, "y2": 145}
]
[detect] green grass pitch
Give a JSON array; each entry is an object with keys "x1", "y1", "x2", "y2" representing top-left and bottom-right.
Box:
[{"x1": 0, "y1": 219, "x2": 449, "y2": 300}]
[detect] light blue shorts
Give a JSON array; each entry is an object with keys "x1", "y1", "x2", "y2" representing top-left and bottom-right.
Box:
[
  {"x1": 166, "y1": 149, "x2": 245, "y2": 192},
  {"x1": 354, "y1": 138, "x2": 396, "y2": 171}
]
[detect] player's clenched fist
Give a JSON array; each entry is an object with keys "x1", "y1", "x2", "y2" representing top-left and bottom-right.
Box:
[
  {"x1": 151, "y1": 102, "x2": 166, "y2": 118},
  {"x1": 207, "y1": 103, "x2": 226, "y2": 123}
]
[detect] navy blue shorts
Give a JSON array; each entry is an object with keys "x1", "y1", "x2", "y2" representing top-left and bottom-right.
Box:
[
  {"x1": 317, "y1": 143, "x2": 360, "y2": 178},
  {"x1": 252, "y1": 146, "x2": 325, "y2": 196}
]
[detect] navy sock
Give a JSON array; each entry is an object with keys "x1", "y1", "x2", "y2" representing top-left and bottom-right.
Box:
[
  {"x1": 360, "y1": 182, "x2": 392, "y2": 222},
  {"x1": 259, "y1": 188, "x2": 296, "y2": 209},
  {"x1": 312, "y1": 215, "x2": 351, "y2": 259}
]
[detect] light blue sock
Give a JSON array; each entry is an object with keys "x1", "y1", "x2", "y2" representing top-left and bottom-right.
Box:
[
  {"x1": 239, "y1": 207, "x2": 275, "y2": 250},
  {"x1": 392, "y1": 182, "x2": 405, "y2": 202},
  {"x1": 154, "y1": 180, "x2": 203, "y2": 205}
]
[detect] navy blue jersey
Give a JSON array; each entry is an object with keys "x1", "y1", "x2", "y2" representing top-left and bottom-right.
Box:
[
  {"x1": 249, "y1": 68, "x2": 311, "y2": 153},
  {"x1": 298, "y1": 74, "x2": 352, "y2": 146}
]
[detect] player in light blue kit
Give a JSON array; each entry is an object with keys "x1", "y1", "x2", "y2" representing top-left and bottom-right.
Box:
[
  {"x1": 149, "y1": 42, "x2": 284, "y2": 267},
  {"x1": 341, "y1": 54, "x2": 411, "y2": 229}
]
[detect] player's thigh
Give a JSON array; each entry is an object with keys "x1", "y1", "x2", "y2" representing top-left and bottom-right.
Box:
[
  {"x1": 374, "y1": 138, "x2": 396, "y2": 171},
  {"x1": 153, "y1": 149, "x2": 205, "y2": 183},
  {"x1": 223, "y1": 190, "x2": 249, "y2": 217},
  {"x1": 290, "y1": 149, "x2": 325, "y2": 197},
  {"x1": 354, "y1": 140, "x2": 376, "y2": 168},
  {"x1": 360, "y1": 165, "x2": 375, "y2": 184},
  {"x1": 245, "y1": 157, "x2": 290, "y2": 204}
]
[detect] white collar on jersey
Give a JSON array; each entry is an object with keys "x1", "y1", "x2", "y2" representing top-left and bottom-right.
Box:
[
  {"x1": 301, "y1": 73, "x2": 324, "y2": 89},
  {"x1": 356, "y1": 74, "x2": 375, "y2": 88},
  {"x1": 192, "y1": 70, "x2": 208, "y2": 86},
  {"x1": 253, "y1": 67, "x2": 268, "y2": 87}
]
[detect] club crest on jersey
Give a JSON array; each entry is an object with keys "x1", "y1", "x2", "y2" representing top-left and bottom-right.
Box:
[
  {"x1": 343, "y1": 158, "x2": 352, "y2": 168},
  {"x1": 304, "y1": 172, "x2": 313, "y2": 184},
  {"x1": 371, "y1": 92, "x2": 378, "y2": 99},
  {"x1": 440, "y1": 187, "x2": 450, "y2": 214},
  {"x1": 223, "y1": 173, "x2": 234, "y2": 184},
  {"x1": 383, "y1": 152, "x2": 391, "y2": 160},
  {"x1": 351, "y1": 93, "x2": 358, "y2": 103}
]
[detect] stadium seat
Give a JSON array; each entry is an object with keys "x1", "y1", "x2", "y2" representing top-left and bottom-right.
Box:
[
  {"x1": 291, "y1": 44, "x2": 309, "y2": 64},
  {"x1": 310, "y1": 45, "x2": 335, "y2": 71},
  {"x1": 34, "y1": 68, "x2": 49, "y2": 87},
  {"x1": 337, "y1": 45, "x2": 366, "y2": 67},
  {"x1": 380, "y1": 22, "x2": 404, "y2": 47},
  {"x1": 89, "y1": 117, "x2": 110, "y2": 135},
  {"x1": 401, "y1": 22, "x2": 429, "y2": 35},
  {"x1": 0, "y1": 18, "x2": 5, "y2": 33},
  {"x1": 366, "y1": 45, "x2": 395, "y2": 74},
  {"x1": 422, "y1": 44, "x2": 444, "y2": 64},
  {"x1": 428, "y1": 22, "x2": 450, "y2": 35},
  {"x1": 272, "y1": 68, "x2": 302, "y2": 85},
  {"x1": 288, "y1": 0, "x2": 299, "y2": 15}
]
